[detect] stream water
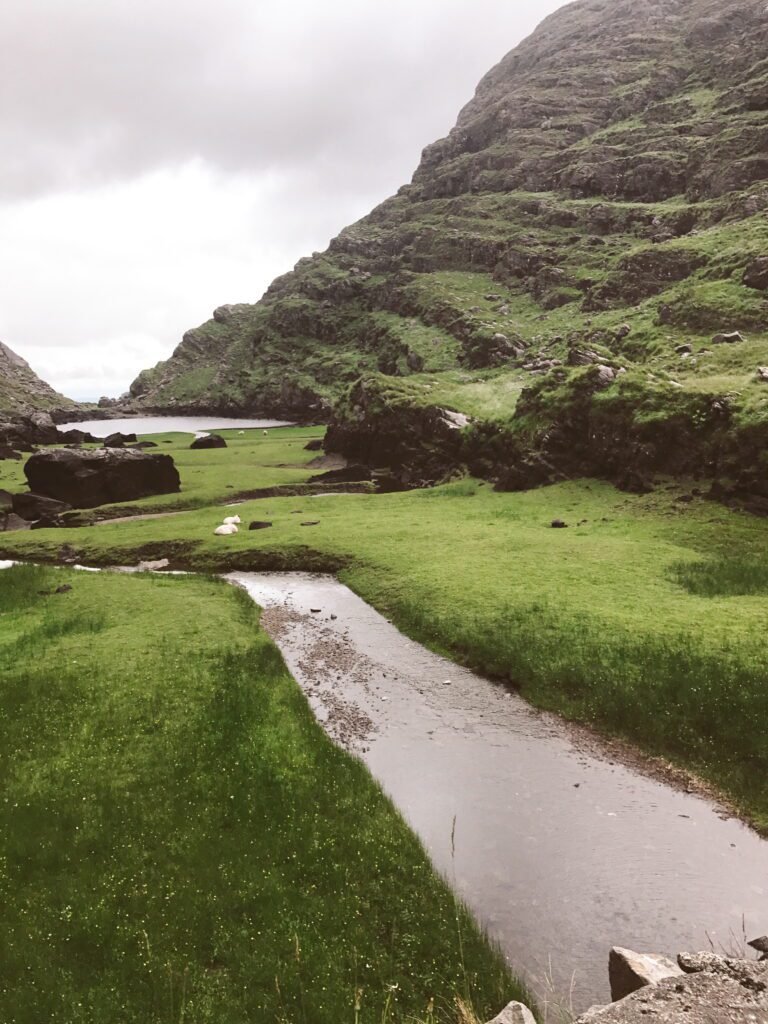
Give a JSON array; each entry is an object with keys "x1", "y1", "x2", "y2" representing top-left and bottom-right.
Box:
[{"x1": 229, "y1": 571, "x2": 768, "y2": 1013}]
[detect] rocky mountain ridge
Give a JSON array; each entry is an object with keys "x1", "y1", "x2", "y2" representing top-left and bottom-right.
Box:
[
  {"x1": 0, "y1": 341, "x2": 80, "y2": 418},
  {"x1": 130, "y1": 0, "x2": 768, "y2": 502}
]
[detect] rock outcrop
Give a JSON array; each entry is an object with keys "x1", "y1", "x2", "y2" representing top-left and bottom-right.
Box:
[
  {"x1": 0, "y1": 342, "x2": 80, "y2": 418},
  {"x1": 577, "y1": 948, "x2": 768, "y2": 1023},
  {"x1": 24, "y1": 449, "x2": 181, "y2": 509}
]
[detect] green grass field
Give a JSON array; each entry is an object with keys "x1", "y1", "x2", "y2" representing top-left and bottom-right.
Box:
[
  {"x1": 0, "y1": 563, "x2": 524, "y2": 1024},
  {"x1": 3, "y1": 428, "x2": 768, "y2": 834}
]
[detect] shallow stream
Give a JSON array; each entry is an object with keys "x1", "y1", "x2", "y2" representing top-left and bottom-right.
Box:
[{"x1": 229, "y1": 571, "x2": 768, "y2": 1013}]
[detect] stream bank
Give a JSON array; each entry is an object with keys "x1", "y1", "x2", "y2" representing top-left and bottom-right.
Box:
[{"x1": 229, "y1": 571, "x2": 768, "y2": 1014}]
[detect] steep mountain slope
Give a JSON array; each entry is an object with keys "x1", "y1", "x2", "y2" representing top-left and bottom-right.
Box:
[
  {"x1": 132, "y1": 0, "x2": 768, "y2": 499},
  {"x1": 0, "y1": 341, "x2": 79, "y2": 417}
]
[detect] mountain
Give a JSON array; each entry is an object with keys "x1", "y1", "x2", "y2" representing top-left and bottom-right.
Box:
[
  {"x1": 0, "y1": 341, "x2": 80, "y2": 418},
  {"x1": 131, "y1": 0, "x2": 768, "y2": 501}
]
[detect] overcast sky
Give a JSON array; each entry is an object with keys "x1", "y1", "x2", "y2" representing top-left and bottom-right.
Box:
[{"x1": 1, "y1": 0, "x2": 567, "y2": 401}]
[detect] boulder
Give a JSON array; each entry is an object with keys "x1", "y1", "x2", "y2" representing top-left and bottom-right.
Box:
[
  {"x1": 484, "y1": 1001, "x2": 536, "y2": 1024},
  {"x1": 103, "y1": 431, "x2": 138, "y2": 447},
  {"x1": 743, "y1": 256, "x2": 768, "y2": 291},
  {"x1": 190, "y1": 434, "x2": 227, "y2": 449},
  {"x1": 24, "y1": 448, "x2": 180, "y2": 509},
  {"x1": 608, "y1": 946, "x2": 684, "y2": 1001},
  {"x1": 58, "y1": 428, "x2": 98, "y2": 444},
  {"x1": 551, "y1": 519, "x2": 568, "y2": 529},
  {"x1": 137, "y1": 558, "x2": 170, "y2": 572},
  {"x1": 304, "y1": 438, "x2": 324, "y2": 452},
  {"x1": 0, "y1": 489, "x2": 12, "y2": 511},
  {"x1": 757, "y1": 367, "x2": 768, "y2": 383},
  {"x1": 711, "y1": 331, "x2": 745, "y2": 344},
  {"x1": 128, "y1": 440, "x2": 158, "y2": 449},
  {"x1": 12, "y1": 492, "x2": 72, "y2": 521},
  {"x1": 0, "y1": 512, "x2": 31, "y2": 532},
  {"x1": 579, "y1": 952, "x2": 768, "y2": 1023},
  {"x1": 0, "y1": 445, "x2": 22, "y2": 460}
]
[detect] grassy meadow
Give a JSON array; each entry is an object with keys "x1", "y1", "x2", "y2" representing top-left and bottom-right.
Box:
[
  {"x1": 0, "y1": 563, "x2": 523, "y2": 1023},
  {"x1": 3, "y1": 426, "x2": 768, "y2": 833}
]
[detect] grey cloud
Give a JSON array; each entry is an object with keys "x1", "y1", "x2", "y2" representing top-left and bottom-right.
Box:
[{"x1": 2, "y1": 0, "x2": 565, "y2": 199}]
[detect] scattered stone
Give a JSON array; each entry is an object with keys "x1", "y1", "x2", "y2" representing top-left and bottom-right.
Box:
[
  {"x1": 249, "y1": 521, "x2": 273, "y2": 530},
  {"x1": 676, "y1": 493, "x2": 694, "y2": 503},
  {"x1": 58, "y1": 543, "x2": 78, "y2": 564},
  {"x1": 301, "y1": 521, "x2": 320, "y2": 526},
  {"x1": 614, "y1": 323, "x2": 632, "y2": 339},
  {"x1": 129, "y1": 440, "x2": 158, "y2": 449},
  {"x1": 748, "y1": 936, "x2": 768, "y2": 960},
  {"x1": 551, "y1": 519, "x2": 568, "y2": 529},
  {"x1": 0, "y1": 512, "x2": 30, "y2": 532},
  {"x1": 757, "y1": 367, "x2": 768, "y2": 382},
  {"x1": 137, "y1": 559, "x2": 170, "y2": 572},
  {"x1": 743, "y1": 256, "x2": 768, "y2": 291},
  {"x1": 484, "y1": 1001, "x2": 536, "y2": 1024},
  {"x1": 190, "y1": 434, "x2": 227, "y2": 449},
  {"x1": 310, "y1": 608, "x2": 322, "y2": 614},
  {"x1": 0, "y1": 445, "x2": 22, "y2": 460},
  {"x1": 0, "y1": 489, "x2": 12, "y2": 511},
  {"x1": 59, "y1": 428, "x2": 99, "y2": 444},
  {"x1": 24, "y1": 448, "x2": 180, "y2": 508},
  {"x1": 103, "y1": 431, "x2": 138, "y2": 447},
  {"x1": 304, "y1": 439, "x2": 323, "y2": 452},
  {"x1": 595, "y1": 364, "x2": 618, "y2": 388},
  {"x1": 675, "y1": 343, "x2": 693, "y2": 355},
  {"x1": 54, "y1": 584, "x2": 72, "y2": 594},
  {"x1": 711, "y1": 331, "x2": 745, "y2": 344},
  {"x1": 609, "y1": 947, "x2": 684, "y2": 1001},
  {"x1": 12, "y1": 492, "x2": 72, "y2": 521}
]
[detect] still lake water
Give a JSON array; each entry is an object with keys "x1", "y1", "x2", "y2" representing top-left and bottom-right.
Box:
[{"x1": 58, "y1": 416, "x2": 293, "y2": 437}]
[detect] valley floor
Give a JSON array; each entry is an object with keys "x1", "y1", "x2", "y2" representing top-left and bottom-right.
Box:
[{"x1": 3, "y1": 427, "x2": 767, "y2": 837}]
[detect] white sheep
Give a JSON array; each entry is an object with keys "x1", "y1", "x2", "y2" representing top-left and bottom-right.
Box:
[
  {"x1": 238, "y1": 430, "x2": 245, "y2": 435},
  {"x1": 214, "y1": 523, "x2": 239, "y2": 536},
  {"x1": 262, "y1": 429, "x2": 268, "y2": 436},
  {"x1": 223, "y1": 515, "x2": 241, "y2": 525}
]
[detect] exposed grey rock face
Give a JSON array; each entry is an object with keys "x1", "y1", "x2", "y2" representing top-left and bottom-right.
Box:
[
  {"x1": 484, "y1": 1000, "x2": 536, "y2": 1024},
  {"x1": 609, "y1": 946, "x2": 684, "y2": 1000},
  {"x1": 712, "y1": 331, "x2": 746, "y2": 344},
  {"x1": 24, "y1": 448, "x2": 181, "y2": 509},
  {"x1": 577, "y1": 950, "x2": 768, "y2": 1024},
  {"x1": 743, "y1": 257, "x2": 768, "y2": 291}
]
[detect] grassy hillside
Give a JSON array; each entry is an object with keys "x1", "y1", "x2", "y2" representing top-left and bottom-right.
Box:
[
  {"x1": 0, "y1": 563, "x2": 523, "y2": 1023},
  {"x1": 128, "y1": 0, "x2": 768, "y2": 496}
]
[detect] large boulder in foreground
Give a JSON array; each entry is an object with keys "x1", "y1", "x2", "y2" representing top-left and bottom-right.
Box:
[
  {"x1": 608, "y1": 946, "x2": 683, "y2": 1000},
  {"x1": 24, "y1": 448, "x2": 181, "y2": 508},
  {"x1": 577, "y1": 950, "x2": 768, "y2": 1023}
]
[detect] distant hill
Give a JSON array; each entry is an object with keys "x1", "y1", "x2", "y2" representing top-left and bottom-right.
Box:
[
  {"x1": 0, "y1": 341, "x2": 80, "y2": 418},
  {"x1": 130, "y1": 0, "x2": 768, "y2": 499}
]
